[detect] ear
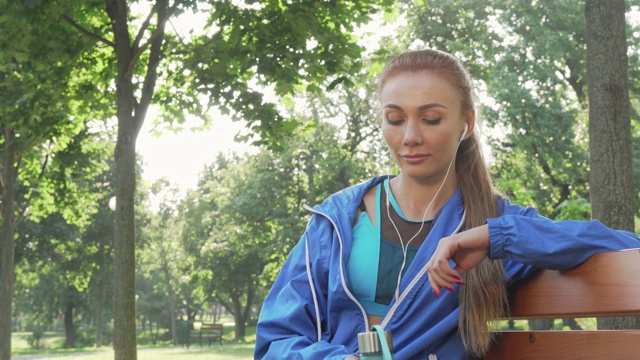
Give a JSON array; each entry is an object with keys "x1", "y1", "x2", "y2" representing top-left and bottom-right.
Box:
[{"x1": 462, "y1": 108, "x2": 475, "y2": 141}]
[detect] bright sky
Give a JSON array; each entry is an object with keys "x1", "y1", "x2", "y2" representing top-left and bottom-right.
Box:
[
  {"x1": 137, "y1": 112, "x2": 249, "y2": 192},
  {"x1": 134, "y1": 5, "x2": 246, "y2": 193}
]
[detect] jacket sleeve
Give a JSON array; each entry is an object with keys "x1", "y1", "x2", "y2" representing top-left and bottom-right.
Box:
[
  {"x1": 254, "y1": 215, "x2": 356, "y2": 360},
  {"x1": 487, "y1": 199, "x2": 640, "y2": 282}
]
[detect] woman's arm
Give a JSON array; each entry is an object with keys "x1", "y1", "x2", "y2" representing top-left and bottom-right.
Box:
[
  {"x1": 255, "y1": 217, "x2": 357, "y2": 360},
  {"x1": 426, "y1": 206, "x2": 640, "y2": 295}
]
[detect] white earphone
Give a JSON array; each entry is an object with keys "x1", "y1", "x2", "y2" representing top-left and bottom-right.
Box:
[{"x1": 459, "y1": 123, "x2": 468, "y2": 142}]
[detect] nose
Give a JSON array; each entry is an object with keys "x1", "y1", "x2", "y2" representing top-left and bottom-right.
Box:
[{"x1": 403, "y1": 119, "x2": 423, "y2": 146}]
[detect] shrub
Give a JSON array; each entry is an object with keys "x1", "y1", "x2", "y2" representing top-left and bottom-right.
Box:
[{"x1": 26, "y1": 324, "x2": 47, "y2": 350}]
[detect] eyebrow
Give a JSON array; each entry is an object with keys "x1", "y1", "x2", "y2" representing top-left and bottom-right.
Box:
[{"x1": 383, "y1": 103, "x2": 448, "y2": 111}]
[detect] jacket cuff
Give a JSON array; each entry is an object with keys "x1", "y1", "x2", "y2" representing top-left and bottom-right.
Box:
[{"x1": 487, "y1": 218, "x2": 506, "y2": 260}]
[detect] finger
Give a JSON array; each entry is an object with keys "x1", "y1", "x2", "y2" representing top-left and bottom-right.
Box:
[
  {"x1": 427, "y1": 237, "x2": 462, "y2": 296},
  {"x1": 431, "y1": 265, "x2": 464, "y2": 290},
  {"x1": 427, "y1": 255, "x2": 448, "y2": 296},
  {"x1": 452, "y1": 264, "x2": 470, "y2": 277},
  {"x1": 428, "y1": 275, "x2": 447, "y2": 298},
  {"x1": 429, "y1": 273, "x2": 460, "y2": 297},
  {"x1": 442, "y1": 266, "x2": 464, "y2": 284},
  {"x1": 426, "y1": 260, "x2": 444, "y2": 297},
  {"x1": 427, "y1": 262, "x2": 460, "y2": 296}
]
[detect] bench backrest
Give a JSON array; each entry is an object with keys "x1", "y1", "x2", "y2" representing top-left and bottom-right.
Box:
[
  {"x1": 200, "y1": 323, "x2": 223, "y2": 332},
  {"x1": 484, "y1": 248, "x2": 640, "y2": 359}
]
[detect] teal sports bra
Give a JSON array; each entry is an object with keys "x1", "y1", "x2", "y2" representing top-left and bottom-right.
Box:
[{"x1": 346, "y1": 179, "x2": 434, "y2": 316}]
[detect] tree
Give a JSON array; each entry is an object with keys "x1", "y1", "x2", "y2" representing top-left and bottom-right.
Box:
[
  {"x1": 15, "y1": 214, "x2": 90, "y2": 349},
  {"x1": 135, "y1": 270, "x2": 171, "y2": 345},
  {"x1": 13, "y1": 138, "x2": 115, "y2": 350},
  {"x1": 586, "y1": 0, "x2": 635, "y2": 231},
  {"x1": 400, "y1": 0, "x2": 626, "y2": 215},
  {"x1": 179, "y1": 105, "x2": 383, "y2": 339},
  {"x1": 77, "y1": 158, "x2": 118, "y2": 348},
  {"x1": 585, "y1": 0, "x2": 638, "y2": 330},
  {"x1": 0, "y1": 1, "x2": 108, "y2": 357},
  {"x1": 138, "y1": 179, "x2": 185, "y2": 345},
  {"x1": 184, "y1": 152, "x2": 286, "y2": 341},
  {"x1": 60, "y1": 1, "x2": 392, "y2": 357}
]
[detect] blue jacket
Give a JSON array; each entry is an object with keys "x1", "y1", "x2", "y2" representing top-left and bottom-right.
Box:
[{"x1": 255, "y1": 176, "x2": 640, "y2": 359}]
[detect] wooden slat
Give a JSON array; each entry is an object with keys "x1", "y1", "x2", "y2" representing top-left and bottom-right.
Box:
[
  {"x1": 484, "y1": 330, "x2": 640, "y2": 360},
  {"x1": 200, "y1": 323, "x2": 223, "y2": 331},
  {"x1": 506, "y1": 248, "x2": 640, "y2": 319}
]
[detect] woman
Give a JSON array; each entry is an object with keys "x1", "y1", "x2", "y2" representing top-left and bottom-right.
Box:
[{"x1": 254, "y1": 49, "x2": 640, "y2": 359}]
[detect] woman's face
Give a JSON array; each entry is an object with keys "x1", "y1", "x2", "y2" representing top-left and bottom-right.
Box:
[{"x1": 380, "y1": 71, "x2": 472, "y2": 184}]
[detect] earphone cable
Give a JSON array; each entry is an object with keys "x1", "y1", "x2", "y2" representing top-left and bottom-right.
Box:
[{"x1": 387, "y1": 135, "x2": 465, "y2": 301}]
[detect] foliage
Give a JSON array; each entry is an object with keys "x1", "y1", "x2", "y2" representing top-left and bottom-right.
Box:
[
  {"x1": 554, "y1": 198, "x2": 592, "y2": 221},
  {"x1": 182, "y1": 152, "x2": 285, "y2": 340},
  {"x1": 14, "y1": 156, "x2": 117, "y2": 350},
  {"x1": 1, "y1": 2, "x2": 113, "y2": 355},
  {"x1": 401, "y1": 0, "x2": 640, "y2": 217},
  {"x1": 154, "y1": 0, "x2": 394, "y2": 147},
  {"x1": 57, "y1": 1, "x2": 395, "y2": 356},
  {"x1": 15, "y1": 213, "x2": 94, "y2": 349},
  {"x1": 0, "y1": 1, "x2": 109, "y2": 224},
  {"x1": 176, "y1": 95, "x2": 385, "y2": 338},
  {"x1": 26, "y1": 324, "x2": 46, "y2": 350}
]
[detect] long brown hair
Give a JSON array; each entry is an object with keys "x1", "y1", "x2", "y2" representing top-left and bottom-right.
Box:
[{"x1": 379, "y1": 49, "x2": 508, "y2": 357}]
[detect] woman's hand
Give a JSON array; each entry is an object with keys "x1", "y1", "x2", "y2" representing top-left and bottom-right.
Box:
[
  {"x1": 426, "y1": 224, "x2": 491, "y2": 296},
  {"x1": 345, "y1": 356, "x2": 360, "y2": 360}
]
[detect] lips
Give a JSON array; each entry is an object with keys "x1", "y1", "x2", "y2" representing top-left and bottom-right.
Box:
[{"x1": 402, "y1": 154, "x2": 429, "y2": 164}]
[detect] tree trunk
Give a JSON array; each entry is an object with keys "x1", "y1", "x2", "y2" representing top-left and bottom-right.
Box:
[
  {"x1": 113, "y1": 106, "x2": 139, "y2": 359},
  {"x1": 151, "y1": 321, "x2": 158, "y2": 345},
  {"x1": 63, "y1": 302, "x2": 76, "y2": 348},
  {"x1": 161, "y1": 261, "x2": 178, "y2": 345},
  {"x1": 214, "y1": 303, "x2": 222, "y2": 323},
  {"x1": 95, "y1": 277, "x2": 104, "y2": 347},
  {"x1": 562, "y1": 318, "x2": 583, "y2": 330},
  {"x1": 229, "y1": 283, "x2": 257, "y2": 341},
  {"x1": 111, "y1": 1, "x2": 141, "y2": 358},
  {"x1": 231, "y1": 296, "x2": 246, "y2": 341},
  {"x1": 110, "y1": 0, "x2": 167, "y2": 356},
  {"x1": 585, "y1": 0, "x2": 639, "y2": 330},
  {"x1": 0, "y1": 128, "x2": 17, "y2": 360},
  {"x1": 528, "y1": 319, "x2": 553, "y2": 331}
]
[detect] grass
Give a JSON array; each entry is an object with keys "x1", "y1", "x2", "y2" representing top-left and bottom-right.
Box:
[
  {"x1": 14, "y1": 345, "x2": 255, "y2": 360},
  {"x1": 12, "y1": 320, "x2": 256, "y2": 359}
]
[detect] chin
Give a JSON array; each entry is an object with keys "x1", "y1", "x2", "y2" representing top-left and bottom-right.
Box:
[{"x1": 401, "y1": 167, "x2": 448, "y2": 182}]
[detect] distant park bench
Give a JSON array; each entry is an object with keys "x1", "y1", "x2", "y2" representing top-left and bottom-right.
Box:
[
  {"x1": 484, "y1": 248, "x2": 640, "y2": 359},
  {"x1": 188, "y1": 323, "x2": 223, "y2": 347}
]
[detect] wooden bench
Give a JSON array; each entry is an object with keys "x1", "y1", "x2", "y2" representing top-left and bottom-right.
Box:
[
  {"x1": 484, "y1": 248, "x2": 640, "y2": 359},
  {"x1": 188, "y1": 323, "x2": 223, "y2": 347}
]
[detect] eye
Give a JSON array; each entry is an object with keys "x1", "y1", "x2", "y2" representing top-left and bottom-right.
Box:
[
  {"x1": 386, "y1": 118, "x2": 404, "y2": 125},
  {"x1": 422, "y1": 117, "x2": 441, "y2": 125},
  {"x1": 384, "y1": 113, "x2": 405, "y2": 125}
]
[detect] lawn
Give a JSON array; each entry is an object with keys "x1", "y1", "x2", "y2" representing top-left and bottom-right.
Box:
[
  {"x1": 12, "y1": 346, "x2": 255, "y2": 360},
  {"x1": 12, "y1": 321, "x2": 256, "y2": 359}
]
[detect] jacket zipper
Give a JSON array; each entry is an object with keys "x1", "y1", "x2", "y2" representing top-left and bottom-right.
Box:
[
  {"x1": 303, "y1": 204, "x2": 371, "y2": 331},
  {"x1": 304, "y1": 204, "x2": 466, "y2": 331},
  {"x1": 380, "y1": 209, "x2": 466, "y2": 328}
]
